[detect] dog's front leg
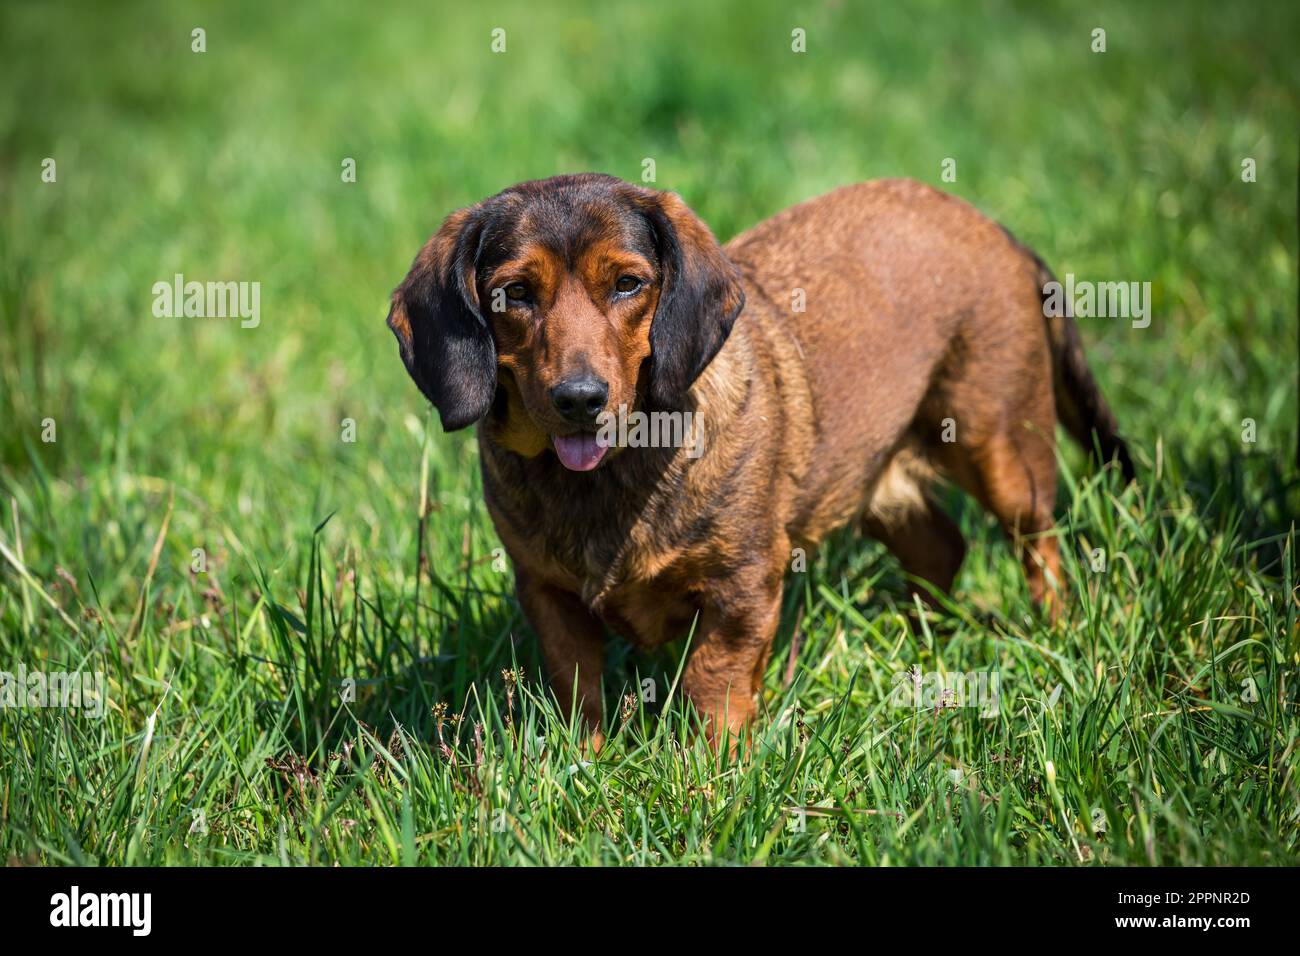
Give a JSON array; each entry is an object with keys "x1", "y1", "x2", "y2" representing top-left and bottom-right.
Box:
[
  {"x1": 515, "y1": 571, "x2": 607, "y2": 751},
  {"x1": 682, "y1": 578, "x2": 783, "y2": 750}
]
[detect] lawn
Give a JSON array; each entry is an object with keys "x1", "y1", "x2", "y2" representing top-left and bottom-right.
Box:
[{"x1": 0, "y1": 0, "x2": 1297, "y2": 865}]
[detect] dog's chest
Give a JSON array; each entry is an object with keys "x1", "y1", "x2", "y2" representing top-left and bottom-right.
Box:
[
  {"x1": 518, "y1": 499, "x2": 700, "y2": 646},
  {"x1": 511, "y1": 519, "x2": 693, "y2": 648},
  {"x1": 595, "y1": 580, "x2": 699, "y2": 650},
  {"x1": 485, "y1": 447, "x2": 711, "y2": 646},
  {"x1": 565, "y1": 518, "x2": 690, "y2": 633}
]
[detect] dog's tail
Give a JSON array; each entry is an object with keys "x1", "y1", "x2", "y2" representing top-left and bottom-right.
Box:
[{"x1": 1029, "y1": 251, "x2": 1136, "y2": 482}]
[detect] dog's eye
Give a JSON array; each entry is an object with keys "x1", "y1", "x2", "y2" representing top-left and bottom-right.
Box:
[
  {"x1": 504, "y1": 282, "x2": 530, "y2": 302},
  {"x1": 614, "y1": 276, "x2": 643, "y2": 295}
]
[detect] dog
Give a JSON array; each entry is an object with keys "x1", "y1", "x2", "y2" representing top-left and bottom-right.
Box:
[{"x1": 387, "y1": 174, "x2": 1133, "y2": 747}]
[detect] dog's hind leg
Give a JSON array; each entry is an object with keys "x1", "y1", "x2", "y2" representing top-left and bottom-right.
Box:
[
  {"x1": 941, "y1": 418, "x2": 1062, "y2": 614},
  {"x1": 862, "y1": 449, "x2": 966, "y2": 606},
  {"x1": 863, "y1": 497, "x2": 966, "y2": 607}
]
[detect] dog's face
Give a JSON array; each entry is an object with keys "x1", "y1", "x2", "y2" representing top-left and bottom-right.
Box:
[{"x1": 387, "y1": 174, "x2": 744, "y2": 470}]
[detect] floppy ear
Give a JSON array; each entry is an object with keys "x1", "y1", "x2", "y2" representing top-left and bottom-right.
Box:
[
  {"x1": 386, "y1": 207, "x2": 497, "y2": 431},
  {"x1": 642, "y1": 192, "x2": 746, "y2": 410}
]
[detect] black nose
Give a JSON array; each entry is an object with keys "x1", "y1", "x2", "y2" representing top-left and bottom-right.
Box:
[{"x1": 550, "y1": 376, "x2": 609, "y2": 424}]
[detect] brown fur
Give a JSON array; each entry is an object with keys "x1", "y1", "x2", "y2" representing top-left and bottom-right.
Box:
[{"x1": 387, "y1": 174, "x2": 1133, "y2": 747}]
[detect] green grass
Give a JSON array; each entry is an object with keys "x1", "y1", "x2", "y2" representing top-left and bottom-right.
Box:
[{"x1": 1, "y1": 0, "x2": 1297, "y2": 865}]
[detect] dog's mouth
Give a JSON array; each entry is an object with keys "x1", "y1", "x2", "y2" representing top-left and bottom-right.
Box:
[{"x1": 552, "y1": 432, "x2": 609, "y2": 472}]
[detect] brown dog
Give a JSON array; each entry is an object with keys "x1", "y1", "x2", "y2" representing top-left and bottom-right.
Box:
[{"x1": 387, "y1": 174, "x2": 1133, "y2": 746}]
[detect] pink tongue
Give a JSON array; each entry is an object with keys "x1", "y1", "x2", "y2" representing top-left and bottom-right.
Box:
[{"x1": 553, "y1": 433, "x2": 608, "y2": 472}]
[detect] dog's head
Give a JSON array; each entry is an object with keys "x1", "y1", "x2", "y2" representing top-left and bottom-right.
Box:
[{"x1": 386, "y1": 174, "x2": 744, "y2": 470}]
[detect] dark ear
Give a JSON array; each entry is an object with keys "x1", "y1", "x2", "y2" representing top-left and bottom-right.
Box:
[
  {"x1": 641, "y1": 191, "x2": 745, "y2": 410},
  {"x1": 387, "y1": 207, "x2": 497, "y2": 431}
]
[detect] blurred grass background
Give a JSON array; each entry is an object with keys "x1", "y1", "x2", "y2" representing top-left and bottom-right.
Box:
[{"x1": 0, "y1": 0, "x2": 1297, "y2": 865}]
